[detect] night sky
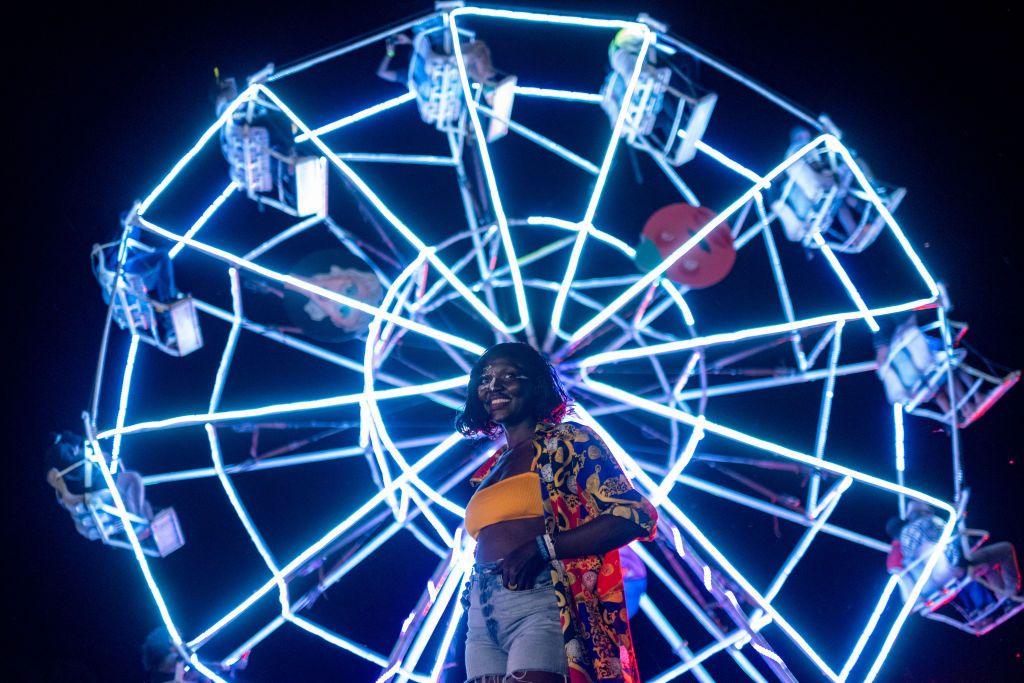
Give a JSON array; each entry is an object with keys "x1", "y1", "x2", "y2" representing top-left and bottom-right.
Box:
[{"x1": 12, "y1": 1, "x2": 1023, "y2": 681}]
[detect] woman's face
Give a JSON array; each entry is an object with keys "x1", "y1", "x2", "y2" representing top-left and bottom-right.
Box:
[{"x1": 476, "y1": 356, "x2": 532, "y2": 427}]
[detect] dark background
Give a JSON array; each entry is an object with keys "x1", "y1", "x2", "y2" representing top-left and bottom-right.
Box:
[{"x1": 10, "y1": 1, "x2": 1022, "y2": 681}]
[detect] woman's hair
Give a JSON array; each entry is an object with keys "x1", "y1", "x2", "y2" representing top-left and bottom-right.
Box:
[
  {"x1": 455, "y1": 342, "x2": 569, "y2": 438},
  {"x1": 885, "y1": 516, "x2": 905, "y2": 541}
]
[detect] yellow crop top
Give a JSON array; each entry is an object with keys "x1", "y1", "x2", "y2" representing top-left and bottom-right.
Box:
[{"x1": 465, "y1": 472, "x2": 543, "y2": 539}]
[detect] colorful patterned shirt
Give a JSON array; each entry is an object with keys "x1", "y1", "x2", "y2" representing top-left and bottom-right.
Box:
[
  {"x1": 470, "y1": 420, "x2": 658, "y2": 682},
  {"x1": 899, "y1": 513, "x2": 961, "y2": 567}
]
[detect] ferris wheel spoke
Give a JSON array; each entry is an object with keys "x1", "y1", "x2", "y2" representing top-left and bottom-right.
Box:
[
  {"x1": 95, "y1": 376, "x2": 469, "y2": 440},
  {"x1": 567, "y1": 135, "x2": 839, "y2": 348},
  {"x1": 256, "y1": 84, "x2": 525, "y2": 339},
  {"x1": 135, "y1": 216, "x2": 487, "y2": 356},
  {"x1": 447, "y1": 18, "x2": 534, "y2": 343},
  {"x1": 137, "y1": 85, "x2": 257, "y2": 216},
  {"x1": 407, "y1": 226, "x2": 500, "y2": 318},
  {"x1": 547, "y1": 31, "x2": 654, "y2": 350},
  {"x1": 576, "y1": 296, "x2": 937, "y2": 373}
]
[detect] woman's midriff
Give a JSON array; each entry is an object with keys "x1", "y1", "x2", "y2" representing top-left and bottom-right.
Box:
[{"x1": 475, "y1": 516, "x2": 547, "y2": 562}]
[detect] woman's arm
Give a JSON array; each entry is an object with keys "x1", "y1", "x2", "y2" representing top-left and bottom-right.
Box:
[
  {"x1": 499, "y1": 423, "x2": 656, "y2": 589},
  {"x1": 500, "y1": 516, "x2": 646, "y2": 590},
  {"x1": 551, "y1": 515, "x2": 646, "y2": 559}
]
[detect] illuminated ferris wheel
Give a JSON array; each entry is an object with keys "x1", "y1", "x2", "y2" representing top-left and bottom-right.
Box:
[{"x1": 51, "y1": 4, "x2": 1021, "y2": 682}]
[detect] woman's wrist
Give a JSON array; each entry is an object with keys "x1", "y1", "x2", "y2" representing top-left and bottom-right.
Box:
[
  {"x1": 535, "y1": 532, "x2": 557, "y2": 561},
  {"x1": 535, "y1": 534, "x2": 550, "y2": 561}
]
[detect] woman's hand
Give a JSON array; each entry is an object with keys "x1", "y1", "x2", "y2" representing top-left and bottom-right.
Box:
[{"x1": 499, "y1": 538, "x2": 546, "y2": 590}]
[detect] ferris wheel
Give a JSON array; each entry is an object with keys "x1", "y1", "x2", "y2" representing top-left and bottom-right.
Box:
[{"x1": 52, "y1": 4, "x2": 1021, "y2": 682}]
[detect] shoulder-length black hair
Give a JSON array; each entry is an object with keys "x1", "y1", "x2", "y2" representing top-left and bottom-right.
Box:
[{"x1": 455, "y1": 342, "x2": 569, "y2": 439}]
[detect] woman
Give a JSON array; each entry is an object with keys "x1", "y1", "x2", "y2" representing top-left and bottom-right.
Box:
[{"x1": 456, "y1": 342, "x2": 657, "y2": 683}]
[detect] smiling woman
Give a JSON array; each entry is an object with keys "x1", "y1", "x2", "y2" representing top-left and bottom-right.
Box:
[
  {"x1": 456, "y1": 343, "x2": 658, "y2": 683},
  {"x1": 456, "y1": 342, "x2": 569, "y2": 440}
]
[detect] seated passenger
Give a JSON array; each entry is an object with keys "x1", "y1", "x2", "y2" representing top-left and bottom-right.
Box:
[
  {"x1": 887, "y1": 503, "x2": 965, "y2": 599},
  {"x1": 94, "y1": 220, "x2": 179, "y2": 306},
  {"x1": 142, "y1": 627, "x2": 186, "y2": 683},
  {"x1": 46, "y1": 431, "x2": 154, "y2": 541},
  {"x1": 873, "y1": 315, "x2": 989, "y2": 425},
  {"x1": 377, "y1": 33, "x2": 414, "y2": 83},
  {"x1": 216, "y1": 75, "x2": 296, "y2": 197},
  {"x1": 92, "y1": 220, "x2": 180, "y2": 347},
  {"x1": 142, "y1": 628, "x2": 221, "y2": 682},
  {"x1": 886, "y1": 504, "x2": 1023, "y2": 604},
  {"x1": 886, "y1": 525, "x2": 994, "y2": 616},
  {"x1": 969, "y1": 541, "x2": 1023, "y2": 603},
  {"x1": 601, "y1": 26, "x2": 671, "y2": 139},
  {"x1": 408, "y1": 24, "x2": 506, "y2": 88},
  {"x1": 600, "y1": 27, "x2": 716, "y2": 166},
  {"x1": 406, "y1": 22, "x2": 515, "y2": 138},
  {"x1": 607, "y1": 26, "x2": 666, "y2": 83},
  {"x1": 772, "y1": 126, "x2": 903, "y2": 252},
  {"x1": 773, "y1": 127, "x2": 853, "y2": 242}
]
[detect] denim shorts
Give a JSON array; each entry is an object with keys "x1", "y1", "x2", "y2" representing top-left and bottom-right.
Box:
[{"x1": 462, "y1": 561, "x2": 567, "y2": 681}]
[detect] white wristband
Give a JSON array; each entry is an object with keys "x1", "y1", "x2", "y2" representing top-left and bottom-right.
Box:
[{"x1": 543, "y1": 532, "x2": 558, "y2": 561}]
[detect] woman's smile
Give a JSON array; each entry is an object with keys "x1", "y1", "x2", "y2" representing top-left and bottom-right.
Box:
[
  {"x1": 477, "y1": 358, "x2": 529, "y2": 424},
  {"x1": 488, "y1": 396, "x2": 512, "y2": 411},
  {"x1": 485, "y1": 393, "x2": 520, "y2": 422}
]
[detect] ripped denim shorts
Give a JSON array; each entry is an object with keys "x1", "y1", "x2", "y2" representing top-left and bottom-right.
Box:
[{"x1": 461, "y1": 560, "x2": 568, "y2": 682}]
